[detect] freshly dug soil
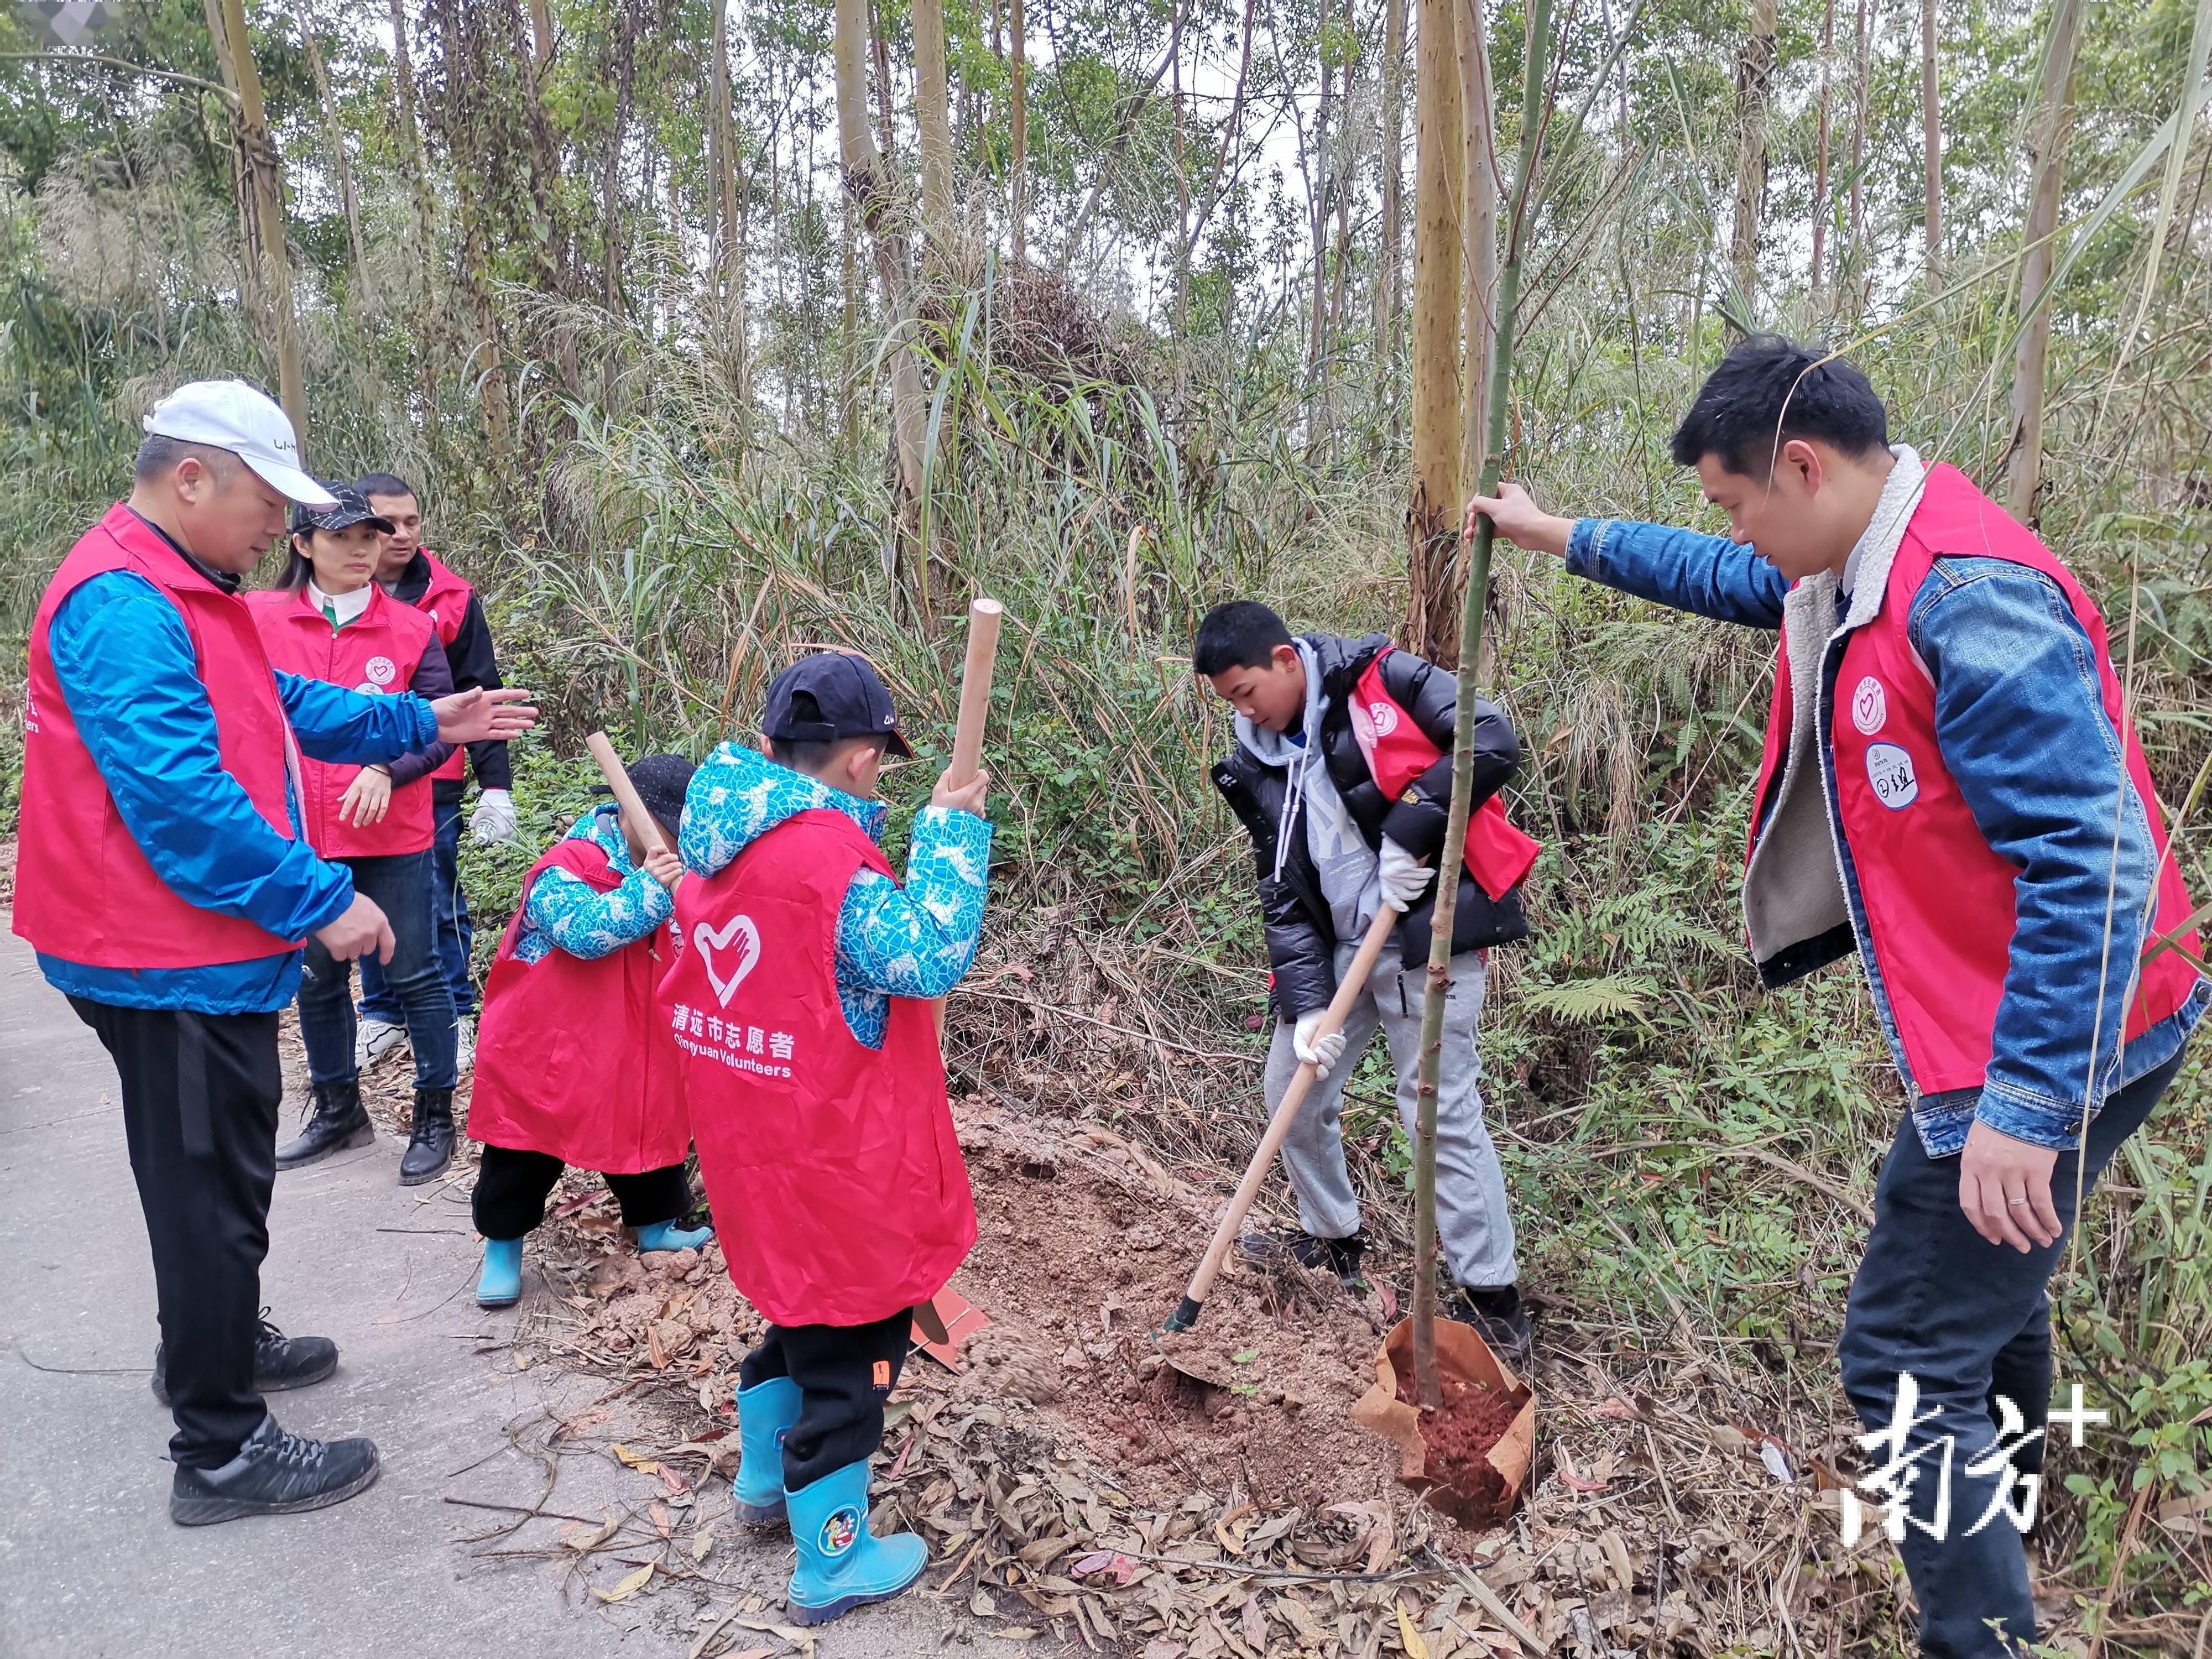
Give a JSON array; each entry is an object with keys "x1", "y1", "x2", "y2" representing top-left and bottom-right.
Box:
[
  {"x1": 1395, "y1": 1364, "x2": 1521, "y2": 1525},
  {"x1": 943, "y1": 1101, "x2": 1430, "y2": 1521}
]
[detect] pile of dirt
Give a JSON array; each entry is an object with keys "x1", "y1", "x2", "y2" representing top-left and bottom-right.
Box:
[{"x1": 944, "y1": 1102, "x2": 1412, "y2": 1521}]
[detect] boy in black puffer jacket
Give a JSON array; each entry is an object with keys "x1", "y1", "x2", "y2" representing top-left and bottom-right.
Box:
[{"x1": 1196, "y1": 601, "x2": 1533, "y2": 1358}]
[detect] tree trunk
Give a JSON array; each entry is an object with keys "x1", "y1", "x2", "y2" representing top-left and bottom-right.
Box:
[
  {"x1": 1459, "y1": 0, "x2": 1496, "y2": 492},
  {"x1": 1411, "y1": 0, "x2": 1554, "y2": 1416},
  {"x1": 1921, "y1": 0, "x2": 1940, "y2": 285},
  {"x1": 834, "y1": 0, "x2": 930, "y2": 610},
  {"x1": 528, "y1": 0, "x2": 554, "y2": 62},
  {"x1": 1811, "y1": 0, "x2": 1835, "y2": 308},
  {"x1": 298, "y1": 8, "x2": 371, "y2": 310},
  {"x1": 1305, "y1": 0, "x2": 1334, "y2": 445},
  {"x1": 1009, "y1": 0, "x2": 1027, "y2": 263},
  {"x1": 386, "y1": 0, "x2": 443, "y2": 444},
  {"x1": 1377, "y1": 0, "x2": 1407, "y2": 385},
  {"x1": 200, "y1": 0, "x2": 262, "y2": 327},
  {"x1": 914, "y1": 0, "x2": 955, "y2": 272},
  {"x1": 1845, "y1": 0, "x2": 1876, "y2": 316},
  {"x1": 2004, "y1": 0, "x2": 2084, "y2": 519},
  {"x1": 1407, "y1": 0, "x2": 1464, "y2": 665},
  {"x1": 212, "y1": 0, "x2": 307, "y2": 447},
  {"x1": 1730, "y1": 0, "x2": 1778, "y2": 293},
  {"x1": 712, "y1": 0, "x2": 749, "y2": 410}
]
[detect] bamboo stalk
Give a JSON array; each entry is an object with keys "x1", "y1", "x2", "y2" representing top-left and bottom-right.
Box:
[{"x1": 1408, "y1": 0, "x2": 1553, "y2": 1411}]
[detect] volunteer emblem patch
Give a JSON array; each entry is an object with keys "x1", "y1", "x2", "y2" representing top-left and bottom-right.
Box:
[
  {"x1": 691, "y1": 915, "x2": 761, "y2": 1006},
  {"x1": 1866, "y1": 742, "x2": 1919, "y2": 810},
  {"x1": 820, "y1": 1506, "x2": 860, "y2": 1556},
  {"x1": 1851, "y1": 676, "x2": 1887, "y2": 735},
  {"x1": 364, "y1": 655, "x2": 397, "y2": 687},
  {"x1": 1366, "y1": 700, "x2": 1400, "y2": 737}
]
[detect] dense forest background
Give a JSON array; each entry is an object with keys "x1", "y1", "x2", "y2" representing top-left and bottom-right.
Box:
[{"x1": 3, "y1": 0, "x2": 2209, "y2": 1646}]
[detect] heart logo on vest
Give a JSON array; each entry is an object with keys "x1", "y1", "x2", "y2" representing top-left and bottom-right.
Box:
[
  {"x1": 691, "y1": 915, "x2": 761, "y2": 1006},
  {"x1": 1851, "y1": 676, "x2": 1887, "y2": 735},
  {"x1": 1366, "y1": 700, "x2": 1400, "y2": 737},
  {"x1": 364, "y1": 655, "x2": 397, "y2": 687}
]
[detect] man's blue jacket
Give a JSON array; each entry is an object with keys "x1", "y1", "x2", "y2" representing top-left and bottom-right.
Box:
[{"x1": 36, "y1": 557, "x2": 437, "y2": 1016}]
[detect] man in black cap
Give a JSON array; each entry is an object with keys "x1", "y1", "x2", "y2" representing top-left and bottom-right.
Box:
[{"x1": 666, "y1": 652, "x2": 992, "y2": 1624}]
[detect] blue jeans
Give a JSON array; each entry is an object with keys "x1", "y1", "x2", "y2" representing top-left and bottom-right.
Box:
[
  {"x1": 299, "y1": 852, "x2": 458, "y2": 1091},
  {"x1": 359, "y1": 796, "x2": 475, "y2": 1022},
  {"x1": 1838, "y1": 1043, "x2": 2191, "y2": 1657}
]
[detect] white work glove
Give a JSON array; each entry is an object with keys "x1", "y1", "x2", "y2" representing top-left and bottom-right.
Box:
[
  {"x1": 1292, "y1": 1010, "x2": 1347, "y2": 1078},
  {"x1": 1376, "y1": 837, "x2": 1435, "y2": 912},
  {"x1": 470, "y1": 788, "x2": 518, "y2": 845}
]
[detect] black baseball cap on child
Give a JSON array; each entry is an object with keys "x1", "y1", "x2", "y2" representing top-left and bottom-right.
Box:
[
  {"x1": 290, "y1": 483, "x2": 394, "y2": 538},
  {"x1": 763, "y1": 652, "x2": 913, "y2": 758},
  {"x1": 591, "y1": 753, "x2": 695, "y2": 842}
]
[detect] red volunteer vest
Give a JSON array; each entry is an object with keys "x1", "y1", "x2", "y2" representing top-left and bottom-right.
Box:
[
  {"x1": 1755, "y1": 463, "x2": 2200, "y2": 1095},
  {"x1": 15, "y1": 504, "x2": 303, "y2": 969},
  {"x1": 403, "y1": 550, "x2": 475, "y2": 784},
  {"x1": 1345, "y1": 651, "x2": 1541, "y2": 900},
  {"x1": 469, "y1": 835, "x2": 692, "y2": 1174},
  {"x1": 247, "y1": 585, "x2": 438, "y2": 859},
  {"x1": 659, "y1": 810, "x2": 977, "y2": 1328}
]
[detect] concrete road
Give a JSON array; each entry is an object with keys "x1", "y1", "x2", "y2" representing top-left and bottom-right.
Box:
[{"x1": 0, "y1": 930, "x2": 971, "y2": 1659}]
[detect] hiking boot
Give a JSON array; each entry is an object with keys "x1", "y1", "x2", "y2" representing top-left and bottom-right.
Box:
[
  {"x1": 1448, "y1": 1282, "x2": 1533, "y2": 1364},
  {"x1": 398, "y1": 1087, "x2": 456, "y2": 1186},
  {"x1": 152, "y1": 1312, "x2": 337, "y2": 1407},
  {"x1": 785, "y1": 1458, "x2": 926, "y2": 1623},
  {"x1": 275, "y1": 1081, "x2": 373, "y2": 1171},
  {"x1": 636, "y1": 1217, "x2": 715, "y2": 1254},
  {"x1": 452, "y1": 1016, "x2": 477, "y2": 1074},
  {"x1": 1238, "y1": 1224, "x2": 1368, "y2": 1290},
  {"x1": 169, "y1": 1412, "x2": 379, "y2": 1526},
  {"x1": 354, "y1": 1016, "x2": 409, "y2": 1070}
]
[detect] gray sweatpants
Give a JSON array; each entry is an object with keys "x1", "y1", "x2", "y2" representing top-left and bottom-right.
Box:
[{"x1": 1262, "y1": 943, "x2": 1518, "y2": 1290}]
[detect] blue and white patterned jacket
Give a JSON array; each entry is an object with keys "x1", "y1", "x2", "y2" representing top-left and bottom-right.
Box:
[
  {"x1": 514, "y1": 804, "x2": 677, "y2": 965},
  {"x1": 679, "y1": 744, "x2": 992, "y2": 1048}
]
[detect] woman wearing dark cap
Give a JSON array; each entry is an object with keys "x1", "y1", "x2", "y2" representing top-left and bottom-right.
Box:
[
  {"x1": 465, "y1": 753, "x2": 712, "y2": 1308},
  {"x1": 247, "y1": 485, "x2": 463, "y2": 1184}
]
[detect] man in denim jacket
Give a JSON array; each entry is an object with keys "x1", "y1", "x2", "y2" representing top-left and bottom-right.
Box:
[{"x1": 1472, "y1": 336, "x2": 2204, "y2": 1658}]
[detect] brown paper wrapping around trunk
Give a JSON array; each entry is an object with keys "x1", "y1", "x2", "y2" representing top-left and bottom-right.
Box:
[{"x1": 1352, "y1": 1316, "x2": 1536, "y2": 1527}]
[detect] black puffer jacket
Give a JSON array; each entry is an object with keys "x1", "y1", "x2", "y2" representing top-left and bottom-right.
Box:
[{"x1": 1211, "y1": 633, "x2": 1529, "y2": 1018}]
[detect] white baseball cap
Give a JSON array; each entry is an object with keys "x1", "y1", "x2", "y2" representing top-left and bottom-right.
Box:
[{"x1": 142, "y1": 380, "x2": 337, "y2": 508}]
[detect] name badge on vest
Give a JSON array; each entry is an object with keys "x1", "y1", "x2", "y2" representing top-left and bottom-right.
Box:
[{"x1": 1866, "y1": 742, "x2": 1919, "y2": 810}]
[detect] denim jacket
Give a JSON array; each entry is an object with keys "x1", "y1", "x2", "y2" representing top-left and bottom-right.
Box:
[{"x1": 1569, "y1": 494, "x2": 2205, "y2": 1156}]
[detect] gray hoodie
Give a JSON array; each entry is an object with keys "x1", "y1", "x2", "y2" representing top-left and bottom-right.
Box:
[{"x1": 1234, "y1": 638, "x2": 1386, "y2": 960}]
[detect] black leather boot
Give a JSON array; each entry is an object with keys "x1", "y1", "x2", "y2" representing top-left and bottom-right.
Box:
[
  {"x1": 169, "y1": 1412, "x2": 380, "y2": 1526},
  {"x1": 274, "y1": 1081, "x2": 372, "y2": 1171},
  {"x1": 398, "y1": 1087, "x2": 456, "y2": 1186},
  {"x1": 153, "y1": 1313, "x2": 337, "y2": 1407}
]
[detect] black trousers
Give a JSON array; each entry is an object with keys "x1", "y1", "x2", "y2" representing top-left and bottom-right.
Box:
[
  {"x1": 70, "y1": 998, "x2": 281, "y2": 1469},
  {"x1": 471, "y1": 1143, "x2": 692, "y2": 1240},
  {"x1": 738, "y1": 1307, "x2": 914, "y2": 1491}
]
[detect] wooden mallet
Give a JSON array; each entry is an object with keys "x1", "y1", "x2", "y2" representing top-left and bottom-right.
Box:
[
  {"x1": 932, "y1": 599, "x2": 1004, "y2": 1037},
  {"x1": 584, "y1": 731, "x2": 675, "y2": 857},
  {"x1": 1162, "y1": 902, "x2": 1402, "y2": 1333}
]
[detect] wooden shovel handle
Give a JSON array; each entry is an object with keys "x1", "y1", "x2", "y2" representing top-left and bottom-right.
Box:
[
  {"x1": 1165, "y1": 902, "x2": 1403, "y2": 1331},
  {"x1": 584, "y1": 731, "x2": 674, "y2": 857},
  {"x1": 933, "y1": 599, "x2": 1004, "y2": 1040}
]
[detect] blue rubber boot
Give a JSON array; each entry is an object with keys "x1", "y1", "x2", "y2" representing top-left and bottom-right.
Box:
[
  {"x1": 732, "y1": 1378, "x2": 801, "y2": 1525},
  {"x1": 635, "y1": 1218, "x2": 714, "y2": 1253},
  {"x1": 476, "y1": 1238, "x2": 524, "y2": 1308},
  {"x1": 785, "y1": 1459, "x2": 927, "y2": 1625}
]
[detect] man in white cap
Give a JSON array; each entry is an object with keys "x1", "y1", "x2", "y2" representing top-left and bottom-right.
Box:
[{"x1": 13, "y1": 380, "x2": 540, "y2": 1525}]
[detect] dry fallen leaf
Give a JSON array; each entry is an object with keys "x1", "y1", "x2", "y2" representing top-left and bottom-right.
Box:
[
  {"x1": 562, "y1": 1512, "x2": 620, "y2": 1551},
  {"x1": 692, "y1": 1521, "x2": 719, "y2": 1563},
  {"x1": 970, "y1": 1587, "x2": 999, "y2": 1618},
  {"x1": 594, "y1": 1563, "x2": 654, "y2": 1604},
  {"x1": 613, "y1": 1443, "x2": 661, "y2": 1474},
  {"x1": 1395, "y1": 1601, "x2": 1431, "y2": 1659},
  {"x1": 1593, "y1": 1397, "x2": 1644, "y2": 1421},
  {"x1": 1600, "y1": 1530, "x2": 1635, "y2": 1594}
]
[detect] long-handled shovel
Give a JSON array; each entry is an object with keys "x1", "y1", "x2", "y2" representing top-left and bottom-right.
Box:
[
  {"x1": 1162, "y1": 902, "x2": 1402, "y2": 1333},
  {"x1": 919, "y1": 599, "x2": 1004, "y2": 1352}
]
